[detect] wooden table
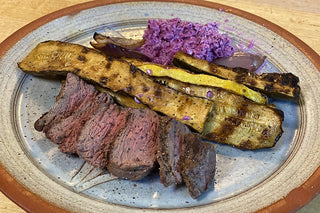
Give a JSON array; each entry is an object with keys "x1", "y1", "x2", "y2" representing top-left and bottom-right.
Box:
[{"x1": 0, "y1": 0, "x2": 319, "y2": 212}]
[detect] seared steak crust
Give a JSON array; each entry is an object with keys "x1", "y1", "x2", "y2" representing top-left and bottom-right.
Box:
[
  {"x1": 179, "y1": 133, "x2": 216, "y2": 199},
  {"x1": 157, "y1": 118, "x2": 190, "y2": 187}
]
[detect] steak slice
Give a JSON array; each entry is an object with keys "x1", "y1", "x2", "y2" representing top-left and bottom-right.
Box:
[
  {"x1": 45, "y1": 92, "x2": 113, "y2": 154},
  {"x1": 77, "y1": 104, "x2": 131, "y2": 168},
  {"x1": 107, "y1": 108, "x2": 160, "y2": 180},
  {"x1": 179, "y1": 133, "x2": 216, "y2": 199},
  {"x1": 156, "y1": 118, "x2": 190, "y2": 187},
  {"x1": 34, "y1": 73, "x2": 98, "y2": 132}
]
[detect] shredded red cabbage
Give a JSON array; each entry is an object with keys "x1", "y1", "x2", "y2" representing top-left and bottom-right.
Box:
[
  {"x1": 139, "y1": 18, "x2": 234, "y2": 65},
  {"x1": 206, "y1": 90, "x2": 213, "y2": 98},
  {"x1": 182, "y1": 116, "x2": 191, "y2": 121}
]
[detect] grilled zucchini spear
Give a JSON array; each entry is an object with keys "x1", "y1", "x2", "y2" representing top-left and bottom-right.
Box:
[
  {"x1": 150, "y1": 77, "x2": 283, "y2": 149},
  {"x1": 18, "y1": 41, "x2": 212, "y2": 132},
  {"x1": 173, "y1": 51, "x2": 300, "y2": 100},
  {"x1": 18, "y1": 41, "x2": 284, "y2": 150}
]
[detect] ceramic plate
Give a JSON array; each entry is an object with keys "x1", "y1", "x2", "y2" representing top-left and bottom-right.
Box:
[{"x1": 1, "y1": 1, "x2": 320, "y2": 212}]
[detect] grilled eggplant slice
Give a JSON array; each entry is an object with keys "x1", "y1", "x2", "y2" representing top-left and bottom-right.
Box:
[
  {"x1": 155, "y1": 77, "x2": 283, "y2": 150},
  {"x1": 173, "y1": 51, "x2": 300, "y2": 100},
  {"x1": 125, "y1": 58, "x2": 267, "y2": 104},
  {"x1": 18, "y1": 41, "x2": 213, "y2": 132}
]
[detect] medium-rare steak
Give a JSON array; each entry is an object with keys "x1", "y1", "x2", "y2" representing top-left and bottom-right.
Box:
[
  {"x1": 156, "y1": 118, "x2": 190, "y2": 187},
  {"x1": 179, "y1": 133, "x2": 216, "y2": 199},
  {"x1": 107, "y1": 108, "x2": 160, "y2": 180},
  {"x1": 45, "y1": 92, "x2": 112, "y2": 154},
  {"x1": 77, "y1": 104, "x2": 131, "y2": 168},
  {"x1": 34, "y1": 73, "x2": 98, "y2": 132}
]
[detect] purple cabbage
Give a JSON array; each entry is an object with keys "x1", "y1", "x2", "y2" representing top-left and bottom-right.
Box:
[{"x1": 139, "y1": 18, "x2": 234, "y2": 65}]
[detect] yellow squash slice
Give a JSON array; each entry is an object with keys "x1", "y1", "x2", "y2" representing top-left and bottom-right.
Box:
[{"x1": 125, "y1": 59, "x2": 267, "y2": 104}]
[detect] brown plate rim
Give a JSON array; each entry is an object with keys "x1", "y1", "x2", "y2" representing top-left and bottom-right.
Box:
[{"x1": 0, "y1": 0, "x2": 319, "y2": 212}]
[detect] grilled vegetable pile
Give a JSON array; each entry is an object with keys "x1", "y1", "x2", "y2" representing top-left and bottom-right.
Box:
[{"x1": 16, "y1": 33, "x2": 300, "y2": 150}]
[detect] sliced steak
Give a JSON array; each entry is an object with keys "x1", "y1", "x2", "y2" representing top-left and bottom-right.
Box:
[
  {"x1": 77, "y1": 104, "x2": 131, "y2": 168},
  {"x1": 33, "y1": 71, "x2": 217, "y2": 199},
  {"x1": 34, "y1": 73, "x2": 98, "y2": 132},
  {"x1": 45, "y1": 92, "x2": 113, "y2": 154},
  {"x1": 179, "y1": 133, "x2": 216, "y2": 199},
  {"x1": 156, "y1": 118, "x2": 190, "y2": 187},
  {"x1": 107, "y1": 108, "x2": 160, "y2": 180}
]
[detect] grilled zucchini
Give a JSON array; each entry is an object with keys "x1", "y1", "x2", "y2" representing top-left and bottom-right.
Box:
[
  {"x1": 173, "y1": 51, "x2": 300, "y2": 100},
  {"x1": 155, "y1": 77, "x2": 284, "y2": 150},
  {"x1": 18, "y1": 41, "x2": 213, "y2": 132}
]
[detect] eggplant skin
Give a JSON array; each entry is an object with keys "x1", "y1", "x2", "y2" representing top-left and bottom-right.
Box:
[
  {"x1": 173, "y1": 51, "x2": 301, "y2": 101},
  {"x1": 18, "y1": 41, "x2": 213, "y2": 133}
]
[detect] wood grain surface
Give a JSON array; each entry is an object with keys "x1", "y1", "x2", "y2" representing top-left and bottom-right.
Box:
[{"x1": 0, "y1": 0, "x2": 319, "y2": 212}]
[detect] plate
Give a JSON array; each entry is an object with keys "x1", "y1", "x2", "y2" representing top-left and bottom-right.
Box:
[{"x1": 0, "y1": 1, "x2": 320, "y2": 212}]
